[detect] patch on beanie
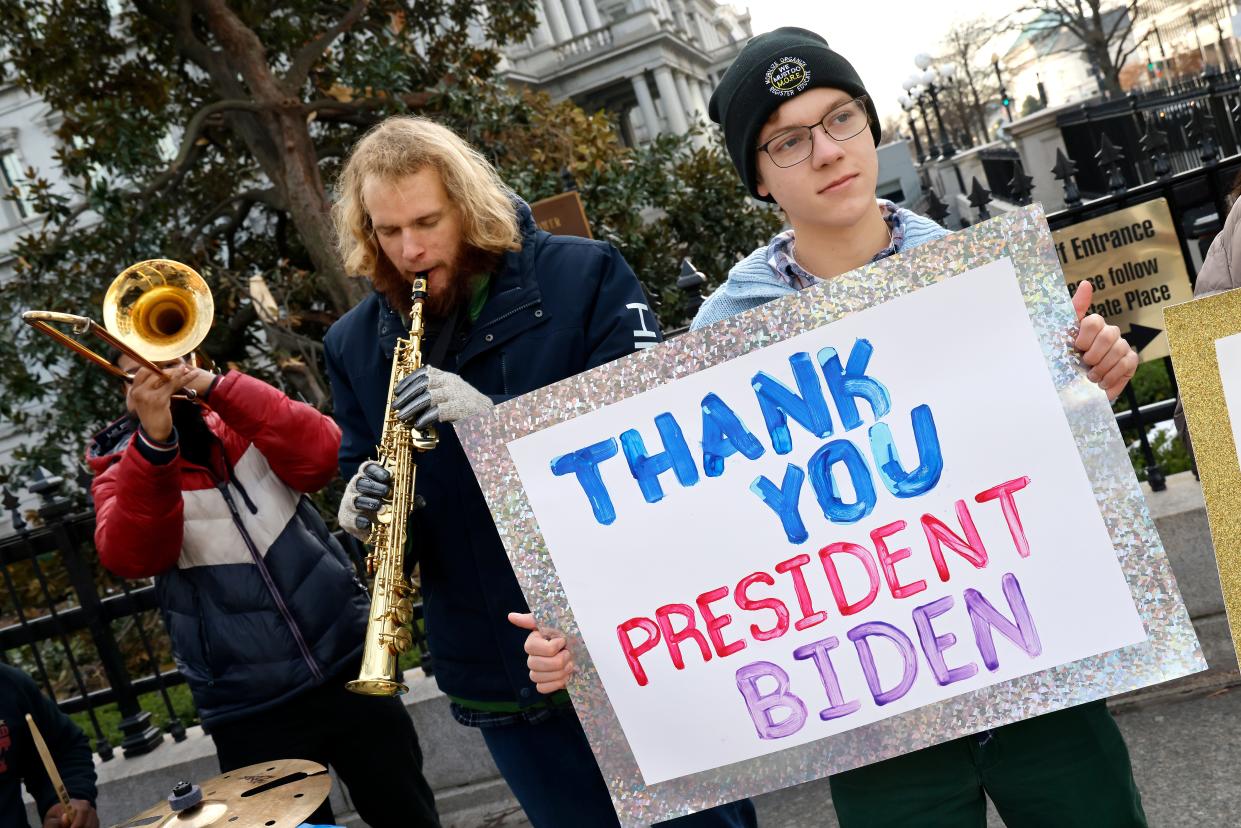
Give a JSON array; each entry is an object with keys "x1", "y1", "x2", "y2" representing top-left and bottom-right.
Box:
[{"x1": 764, "y1": 56, "x2": 810, "y2": 97}]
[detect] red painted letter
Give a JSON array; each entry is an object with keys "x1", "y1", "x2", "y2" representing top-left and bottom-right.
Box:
[
  {"x1": 922, "y1": 499, "x2": 989, "y2": 582},
  {"x1": 818, "y1": 542, "x2": 880, "y2": 615},
  {"x1": 617, "y1": 617, "x2": 660, "y2": 686},
  {"x1": 735, "y1": 572, "x2": 790, "y2": 641},
  {"x1": 871, "y1": 520, "x2": 926, "y2": 600},
  {"x1": 976, "y1": 477, "x2": 1032, "y2": 558},
  {"x1": 697, "y1": 586, "x2": 747, "y2": 658},
  {"x1": 655, "y1": 603, "x2": 713, "y2": 670},
  {"x1": 775, "y1": 553, "x2": 828, "y2": 631}
]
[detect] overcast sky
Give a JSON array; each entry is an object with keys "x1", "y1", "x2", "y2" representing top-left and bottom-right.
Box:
[{"x1": 745, "y1": 2, "x2": 1023, "y2": 126}]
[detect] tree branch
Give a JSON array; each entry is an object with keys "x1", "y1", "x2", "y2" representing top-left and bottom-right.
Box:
[
  {"x1": 284, "y1": 0, "x2": 369, "y2": 92},
  {"x1": 195, "y1": 0, "x2": 285, "y2": 101},
  {"x1": 169, "y1": 98, "x2": 268, "y2": 173},
  {"x1": 304, "y1": 90, "x2": 431, "y2": 114},
  {"x1": 179, "y1": 186, "x2": 282, "y2": 252}
]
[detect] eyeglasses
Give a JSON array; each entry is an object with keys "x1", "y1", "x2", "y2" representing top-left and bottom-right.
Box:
[{"x1": 756, "y1": 96, "x2": 871, "y2": 168}]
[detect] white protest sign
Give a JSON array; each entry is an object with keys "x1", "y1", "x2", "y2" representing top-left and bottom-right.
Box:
[
  {"x1": 459, "y1": 207, "x2": 1203, "y2": 826},
  {"x1": 506, "y1": 257, "x2": 1146, "y2": 784}
]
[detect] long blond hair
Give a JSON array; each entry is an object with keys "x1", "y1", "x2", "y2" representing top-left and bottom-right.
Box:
[{"x1": 333, "y1": 116, "x2": 521, "y2": 308}]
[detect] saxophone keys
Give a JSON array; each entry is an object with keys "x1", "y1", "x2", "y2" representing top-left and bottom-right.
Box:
[
  {"x1": 391, "y1": 596, "x2": 414, "y2": 626},
  {"x1": 386, "y1": 626, "x2": 413, "y2": 655}
]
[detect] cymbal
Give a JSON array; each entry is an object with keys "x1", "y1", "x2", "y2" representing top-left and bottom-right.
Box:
[{"x1": 111, "y1": 758, "x2": 331, "y2": 828}]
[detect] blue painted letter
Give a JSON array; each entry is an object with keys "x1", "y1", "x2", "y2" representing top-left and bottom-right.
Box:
[
  {"x1": 752, "y1": 352, "x2": 834, "y2": 454},
  {"x1": 701, "y1": 392, "x2": 765, "y2": 477},
  {"x1": 751, "y1": 464, "x2": 809, "y2": 544},
  {"x1": 870, "y1": 404, "x2": 944, "y2": 498},
  {"x1": 621, "y1": 413, "x2": 699, "y2": 503},
  {"x1": 550, "y1": 439, "x2": 620, "y2": 525},
  {"x1": 817, "y1": 339, "x2": 891, "y2": 431},
  {"x1": 807, "y1": 439, "x2": 877, "y2": 524}
]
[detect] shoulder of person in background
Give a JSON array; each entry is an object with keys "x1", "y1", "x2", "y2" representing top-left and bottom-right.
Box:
[{"x1": 1194, "y1": 192, "x2": 1241, "y2": 297}]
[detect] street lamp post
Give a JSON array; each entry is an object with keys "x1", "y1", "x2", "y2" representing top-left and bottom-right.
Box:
[
  {"x1": 903, "y1": 75, "x2": 938, "y2": 160},
  {"x1": 914, "y1": 54, "x2": 956, "y2": 159},
  {"x1": 992, "y1": 54, "x2": 1013, "y2": 120},
  {"x1": 936, "y1": 63, "x2": 975, "y2": 149},
  {"x1": 898, "y1": 94, "x2": 926, "y2": 163}
]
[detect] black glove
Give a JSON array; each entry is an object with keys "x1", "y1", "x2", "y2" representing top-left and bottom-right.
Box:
[
  {"x1": 338, "y1": 462, "x2": 392, "y2": 540},
  {"x1": 391, "y1": 366, "x2": 493, "y2": 430}
]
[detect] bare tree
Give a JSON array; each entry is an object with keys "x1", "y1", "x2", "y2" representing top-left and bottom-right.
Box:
[
  {"x1": 940, "y1": 16, "x2": 1000, "y2": 143},
  {"x1": 1007, "y1": 0, "x2": 1148, "y2": 97}
]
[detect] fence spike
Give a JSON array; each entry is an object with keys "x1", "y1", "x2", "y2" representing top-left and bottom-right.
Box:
[
  {"x1": 3, "y1": 488, "x2": 27, "y2": 533},
  {"x1": 923, "y1": 187, "x2": 950, "y2": 227},
  {"x1": 1051, "y1": 148, "x2": 1082, "y2": 206},
  {"x1": 968, "y1": 177, "x2": 992, "y2": 221},
  {"x1": 1008, "y1": 159, "x2": 1034, "y2": 206},
  {"x1": 1189, "y1": 102, "x2": 1220, "y2": 163},
  {"x1": 1140, "y1": 116, "x2": 1172, "y2": 179},
  {"x1": 1095, "y1": 134, "x2": 1127, "y2": 194}
]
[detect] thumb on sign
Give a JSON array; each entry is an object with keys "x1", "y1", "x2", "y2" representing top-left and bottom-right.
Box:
[
  {"x1": 508, "y1": 612, "x2": 575, "y2": 694},
  {"x1": 1068, "y1": 280, "x2": 1137, "y2": 401},
  {"x1": 1071, "y1": 280, "x2": 1094, "y2": 321}
]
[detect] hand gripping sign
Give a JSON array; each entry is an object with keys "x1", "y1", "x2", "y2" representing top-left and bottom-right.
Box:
[{"x1": 457, "y1": 206, "x2": 1204, "y2": 826}]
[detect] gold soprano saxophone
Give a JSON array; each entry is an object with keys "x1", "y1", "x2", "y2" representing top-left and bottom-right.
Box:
[{"x1": 347, "y1": 276, "x2": 438, "y2": 696}]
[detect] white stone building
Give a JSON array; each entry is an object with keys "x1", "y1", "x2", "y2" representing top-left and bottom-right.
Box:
[
  {"x1": 1000, "y1": 8, "x2": 1140, "y2": 113},
  {"x1": 0, "y1": 78, "x2": 67, "y2": 526},
  {"x1": 504, "y1": 0, "x2": 751, "y2": 144}
]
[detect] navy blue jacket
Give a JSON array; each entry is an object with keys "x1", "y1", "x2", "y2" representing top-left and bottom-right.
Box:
[
  {"x1": 324, "y1": 201, "x2": 660, "y2": 705},
  {"x1": 0, "y1": 665, "x2": 96, "y2": 826},
  {"x1": 88, "y1": 373, "x2": 371, "y2": 727}
]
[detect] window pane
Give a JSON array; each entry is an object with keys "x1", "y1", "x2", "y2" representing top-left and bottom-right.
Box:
[{"x1": 0, "y1": 151, "x2": 29, "y2": 219}]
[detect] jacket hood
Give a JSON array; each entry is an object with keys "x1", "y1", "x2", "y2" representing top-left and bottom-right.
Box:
[{"x1": 87, "y1": 414, "x2": 138, "y2": 472}]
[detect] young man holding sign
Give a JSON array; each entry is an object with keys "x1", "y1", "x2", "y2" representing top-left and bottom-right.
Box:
[{"x1": 520, "y1": 27, "x2": 1146, "y2": 828}]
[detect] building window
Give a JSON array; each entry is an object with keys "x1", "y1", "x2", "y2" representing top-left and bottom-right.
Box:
[{"x1": 0, "y1": 149, "x2": 31, "y2": 221}]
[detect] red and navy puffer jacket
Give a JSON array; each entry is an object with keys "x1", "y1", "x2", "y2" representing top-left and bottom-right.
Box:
[{"x1": 86, "y1": 371, "x2": 371, "y2": 727}]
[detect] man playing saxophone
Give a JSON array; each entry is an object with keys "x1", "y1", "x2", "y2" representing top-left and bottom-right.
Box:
[
  {"x1": 87, "y1": 352, "x2": 439, "y2": 828},
  {"x1": 327, "y1": 116, "x2": 756, "y2": 828}
]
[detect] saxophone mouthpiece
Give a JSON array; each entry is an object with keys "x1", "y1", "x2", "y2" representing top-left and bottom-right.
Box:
[{"x1": 411, "y1": 271, "x2": 430, "y2": 301}]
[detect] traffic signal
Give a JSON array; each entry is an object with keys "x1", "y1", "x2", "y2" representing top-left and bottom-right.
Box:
[{"x1": 1002, "y1": 94, "x2": 1011, "y2": 107}]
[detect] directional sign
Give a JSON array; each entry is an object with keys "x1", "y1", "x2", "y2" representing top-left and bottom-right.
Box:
[
  {"x1": 1052, "y1": 198, "x2": 1194, "y2": 362},
  {"x1": 530, "y1": 190, "x2": 593, "y2": 239}
]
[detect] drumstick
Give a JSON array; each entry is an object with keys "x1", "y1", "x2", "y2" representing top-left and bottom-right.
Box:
[{"x1": 25, "y1": 714, "x2": 75, "y2": 825}]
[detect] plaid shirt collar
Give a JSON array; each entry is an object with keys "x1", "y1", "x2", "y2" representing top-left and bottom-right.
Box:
[{"x1": 767, "y1": 199, "x2": 905, "y2": 290}]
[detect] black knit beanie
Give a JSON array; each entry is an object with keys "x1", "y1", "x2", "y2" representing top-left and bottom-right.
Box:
[{"x1": 709, "y1": 27, "x2": 881, "y2": 203}]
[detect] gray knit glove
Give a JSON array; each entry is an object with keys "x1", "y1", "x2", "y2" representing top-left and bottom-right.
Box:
[
  {"x1": 391, "y1": 366, "x2": 493, "y2": 430},
  {"x1": 337, "y1": 462, "x2": 392, "y2": 541}
]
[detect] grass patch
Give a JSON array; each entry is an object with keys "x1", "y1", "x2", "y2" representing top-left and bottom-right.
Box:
[{"x1": 68, "y1": 683, "x2": 198, "y2": 749}]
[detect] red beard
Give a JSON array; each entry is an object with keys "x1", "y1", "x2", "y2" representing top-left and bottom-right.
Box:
[{"x1": 374, "y1": 246, "x2": 501, "y2": 320}]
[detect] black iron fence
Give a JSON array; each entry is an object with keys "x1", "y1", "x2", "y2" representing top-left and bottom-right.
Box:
[
  {"x1": 918, "y1": 107, "x2": 1240, "y2": 492},
  {"x1": 0, "y1": 467, "x2": 430, "y2": 761},
  {"x1": 1057, "y1": 70, "x2": 1241, "y2": 197}
]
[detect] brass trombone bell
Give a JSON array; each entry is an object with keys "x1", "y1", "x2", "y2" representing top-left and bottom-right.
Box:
[
  {"x1": 22, "y1": 259, "x2": 214, "y2": 387},
  {"x1": 104, "y1": 260, "x2": 213, "y2": 362}
]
